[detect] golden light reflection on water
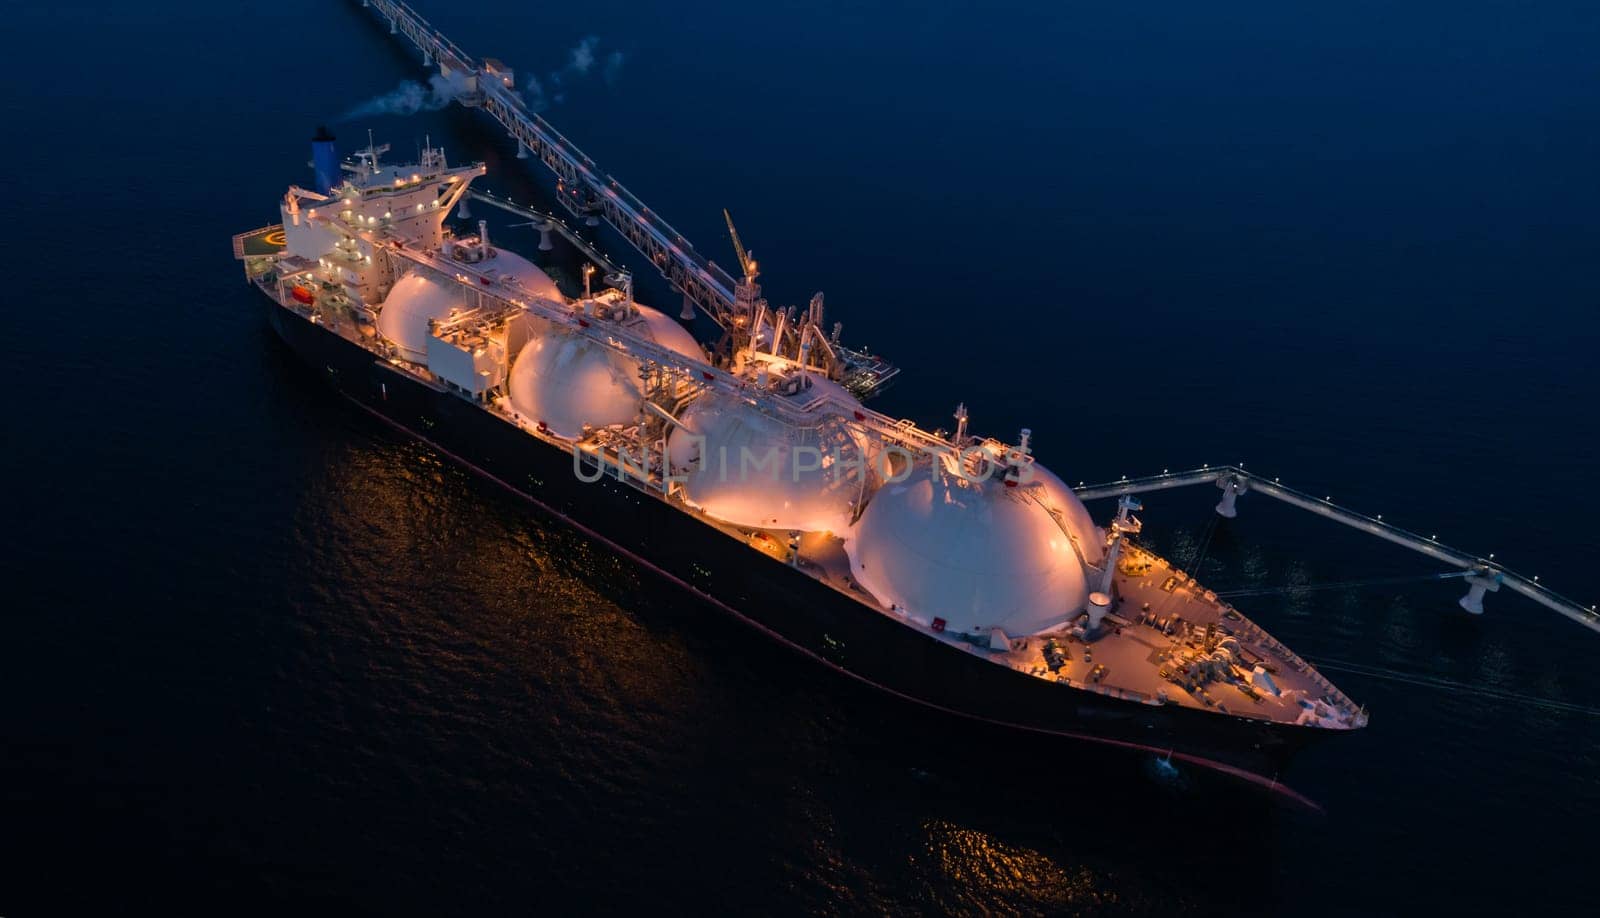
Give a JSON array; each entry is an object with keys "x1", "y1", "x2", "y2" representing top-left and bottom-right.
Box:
[
  {"x1": 918, "y1": 820, "x2": 1127, "y2": 913},
  {"x1": 280, "y1": 430, "x2": 728, "y2": 750}
]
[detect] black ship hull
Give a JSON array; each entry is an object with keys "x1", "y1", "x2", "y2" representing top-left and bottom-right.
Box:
[{"x1": 264, "y1": 297, "x2": 1338, "y2": 797}]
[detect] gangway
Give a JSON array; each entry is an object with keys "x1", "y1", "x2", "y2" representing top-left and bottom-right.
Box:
[
  {"x1": 1076, "y1": 466, "x2": 1599, "y2": 634},
  {"x1": 463, "y1": 190, "x2": 628, "y2": 287},
  {"x1": 354, "y1": 0, "x2": 898, "y2": 398}
]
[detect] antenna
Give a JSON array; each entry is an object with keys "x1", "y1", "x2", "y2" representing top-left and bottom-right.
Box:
[{"x1": 353, "y1": 130, "x2": 391, "y2": 179}]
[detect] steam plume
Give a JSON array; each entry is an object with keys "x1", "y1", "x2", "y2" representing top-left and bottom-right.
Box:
[
  {"x1": 338, "y1": 71, "x2": 475, "y2": 121},
  {"x1": 338, "y1": 37, "x2": 624, "y2": 121}
]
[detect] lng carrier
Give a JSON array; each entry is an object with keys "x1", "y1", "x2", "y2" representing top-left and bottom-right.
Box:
[
  {"x1": 232, "y1": 1, "x2": 1410, "y2": 788},
  {"x1": 233, "y1": 130, "x2": 1365, "y2": 781},
  {"x1": 225, "y1": 0, "x2": 1600, "y2": 796}
]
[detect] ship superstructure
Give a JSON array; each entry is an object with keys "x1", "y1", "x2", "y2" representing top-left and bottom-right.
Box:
[{"x1": 236, "y1": 127, "x2": 1366, "y2": 786}]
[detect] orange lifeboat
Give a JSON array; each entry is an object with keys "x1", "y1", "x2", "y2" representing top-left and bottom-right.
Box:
[{"x1": 290, "y1": 285, "x2": 315, "y2": 305}]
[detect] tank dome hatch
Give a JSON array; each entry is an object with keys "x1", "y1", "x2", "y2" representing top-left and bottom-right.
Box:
[{"x1": 441, "y1": 234, "x2": 563, "y2": 302}]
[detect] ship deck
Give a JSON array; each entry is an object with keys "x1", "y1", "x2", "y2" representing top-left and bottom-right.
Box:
[{"x1": 791, "y1": 534, "x2": 1363, "y2": 730}]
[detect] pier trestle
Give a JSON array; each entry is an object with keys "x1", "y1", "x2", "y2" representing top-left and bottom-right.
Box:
[{"x1": 1075, "y1": 465, "x2": 1597, "y2": 633}]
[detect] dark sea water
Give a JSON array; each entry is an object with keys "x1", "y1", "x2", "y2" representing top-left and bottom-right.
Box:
[{"x1": 4, "y1": 1, "x2": 1599, "y2": 913}]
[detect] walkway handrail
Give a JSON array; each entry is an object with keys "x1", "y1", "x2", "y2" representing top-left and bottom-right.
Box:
[{"x1": 1075, "y1": 466, "x2": 1600, "y2": 634}]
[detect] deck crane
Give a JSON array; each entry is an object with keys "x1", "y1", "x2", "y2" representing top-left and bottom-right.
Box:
[
  {"x1": 723, "y1": 208, "x2": 757, "y2": 288},
  {"x1": 722, "y1": 208, "x2": 764, "y2": 325},
  {"x1": 719, "y1": 210, "x2": 836, "y2": 373}
]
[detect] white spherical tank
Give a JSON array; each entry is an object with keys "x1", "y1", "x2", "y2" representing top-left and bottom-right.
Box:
[
  {"x1": 508, "y1": 304, "x2": 701, "y2": 440},
  {"x1": 1021, "y1": 463, "x2": 1106, "y2": 566},
  {"x1": 631, "y1": 305, "x2": 703, "y2": 361},
  {"x1": 479, "y1": 247, "x2": 562, "y2": 301},
  {"x1": 667, "y1": 389, "x2": 875, "y2": 533},
  {"x1": 376, "y1": 271, "x2": 468, "y2": 362},
  {"x1": 846, "y1": 472, "x2": 1090, "y2": 636}
]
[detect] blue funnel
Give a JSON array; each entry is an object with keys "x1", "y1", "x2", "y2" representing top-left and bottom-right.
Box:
[{"x1": 311, "y1": 126, "x2": 339, "y2": 195}]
